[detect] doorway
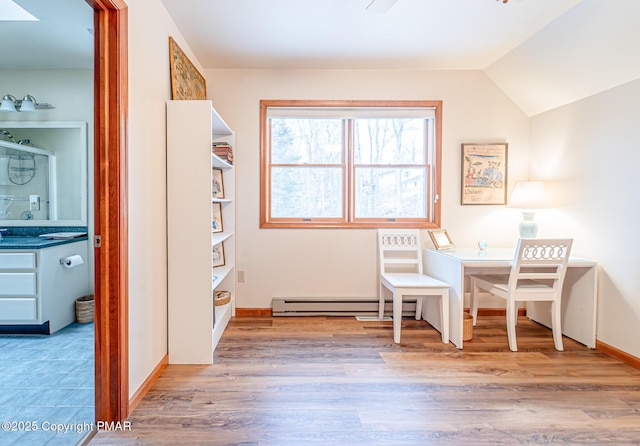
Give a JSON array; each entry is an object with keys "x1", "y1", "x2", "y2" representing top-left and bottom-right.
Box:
[
  {"x1": 0, "y1": 0, "x2": 128, "y2": 435},
  {"x1": 87, "y1": 0, "x2": 129, "y2": 424}
]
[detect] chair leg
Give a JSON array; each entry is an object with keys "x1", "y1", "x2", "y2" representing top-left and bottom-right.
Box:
[
  {"x1": 470, "y1": 279, "x2": 480, "y2": 326},
  {"x1": 506, "y1": 301, "x2": 518, "y2": 351},
  {"x1": 393, "y1": 291, "x2": 402, "y2": 343},
  {"x1": 378, "y1": 283, "x2": 386, "y2": 320},
  {"x1": 415, "y1": 297, "x2": 423, "y2": 320},
  {"x1": 551, "y1": 300, "x2": 564, "y2": 351},
  {"x1": 440, "y1": 289, "x2": 449, "y2": 344}
]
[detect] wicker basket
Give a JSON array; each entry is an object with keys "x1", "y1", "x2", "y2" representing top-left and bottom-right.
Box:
[
  {"x1": 214, "y1": 290, "x2": 231, "y2": 306},
  {"x1": 463, "y1": 312, "x2": 473, "y2": 341},
  {"x1": 76, "y1": 295, "x2": 95, "y2": 324}
]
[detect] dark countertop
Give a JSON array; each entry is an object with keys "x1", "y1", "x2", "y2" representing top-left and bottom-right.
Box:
[{"x1": 0, "y1": 235, "x2": 89, "y2": 250}]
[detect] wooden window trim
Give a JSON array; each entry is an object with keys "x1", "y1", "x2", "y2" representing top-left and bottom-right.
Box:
[{"x1": 260, "y1": 99, "x2": 442, "y2": 229}]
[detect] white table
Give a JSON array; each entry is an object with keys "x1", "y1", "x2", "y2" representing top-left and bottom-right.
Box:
[{"x1": 422, "y1": 248, "x2": 597, "y2": 349}]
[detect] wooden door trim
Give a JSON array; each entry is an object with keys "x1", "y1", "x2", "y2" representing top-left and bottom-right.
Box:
[{"x1": 86, "y1": 0, "x2": 129, "y2": 422}]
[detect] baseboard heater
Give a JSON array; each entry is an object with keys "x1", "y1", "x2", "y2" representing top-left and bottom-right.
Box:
[{"x1": 272, "y1": 297, "x2": 417, "y2": 317}]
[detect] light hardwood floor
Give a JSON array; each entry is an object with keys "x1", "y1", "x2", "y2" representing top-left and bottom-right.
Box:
[{"x1": 91, "y1": 315, "x2": 640, "y2": 445}]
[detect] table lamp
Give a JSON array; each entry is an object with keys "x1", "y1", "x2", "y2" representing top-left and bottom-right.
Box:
[{"x1": 507, "y1": 181, "x2": 546, "y2": 238}]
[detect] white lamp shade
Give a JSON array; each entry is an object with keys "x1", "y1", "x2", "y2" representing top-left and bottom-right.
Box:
[
  {"x1": 19, "y1": 95, "x2": 36, "y2": 112},
  {"x1": 0, "y1": 95, "x2": 17, "y2": 112},
  {"x1": 508, "y1": 181, "x2": 547, "y2": 209}
]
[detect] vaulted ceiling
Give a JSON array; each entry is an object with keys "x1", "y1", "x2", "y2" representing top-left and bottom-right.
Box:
[
  {"x1": 159, "y1": 0, "x2": 583, "y2": 71},
  {"x1": 3, "y1": 0, "x2": 640, "y2": 116}
]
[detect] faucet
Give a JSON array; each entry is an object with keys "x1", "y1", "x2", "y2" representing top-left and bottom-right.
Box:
[{"x1": 0, "y1": 229, "x2": 7, "y2": 241}]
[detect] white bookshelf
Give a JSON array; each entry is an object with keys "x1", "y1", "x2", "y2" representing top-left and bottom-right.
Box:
[{"x1": 167, "y1": 100, "x2": 235, "y2": 364}]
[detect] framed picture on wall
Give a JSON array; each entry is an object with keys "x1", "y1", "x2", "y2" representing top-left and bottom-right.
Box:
[
  {"x1": 461, "y1": 143, "x2": 508, "y2": 205},
  {"x1": 168, "y1": 36, "x2": 207, "y2": 100}
]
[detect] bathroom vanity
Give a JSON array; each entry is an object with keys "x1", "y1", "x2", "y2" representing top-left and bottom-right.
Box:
[
  {"x1": 0, "y1": 121, "x2": 92, "y2": 334},
  {"x1": 0, "y1": 230, "x2": 89, "y2": 334}
]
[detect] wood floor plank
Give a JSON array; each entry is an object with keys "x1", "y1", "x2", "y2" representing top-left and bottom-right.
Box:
[{"x1": 91, "y1": 315, "x2": 640, "y2": 445}]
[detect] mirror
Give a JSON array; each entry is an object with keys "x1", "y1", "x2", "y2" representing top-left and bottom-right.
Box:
[{"x1": 0, "y1": 121, "x2": 87, "y2": 226}]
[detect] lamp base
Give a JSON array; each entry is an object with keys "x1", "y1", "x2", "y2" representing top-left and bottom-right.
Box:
[{"x1": 519, "y1": 211, "x2": 538, "y2": 238}]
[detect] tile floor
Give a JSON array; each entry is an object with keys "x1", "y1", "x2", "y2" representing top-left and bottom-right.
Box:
[{"x1": 0, "y1": 322, "x2": 94, "y2": 445}]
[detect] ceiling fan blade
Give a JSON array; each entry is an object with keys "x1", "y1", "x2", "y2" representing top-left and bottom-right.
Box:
[{"x1": 366, "y1": 0, "x2": 399, "y2": 14}]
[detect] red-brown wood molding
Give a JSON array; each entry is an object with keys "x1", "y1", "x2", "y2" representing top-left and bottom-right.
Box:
[{"x1": 86, "y1": 0, "x2": 129, "y2": 423}]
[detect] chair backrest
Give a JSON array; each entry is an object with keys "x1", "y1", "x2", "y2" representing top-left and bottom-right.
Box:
[
  {"x1": 508, "y1": 238, "x2": 573, "y2": 293},
  {"x1": 377, "y1": 229, "x2": 423, "y2": 275}
]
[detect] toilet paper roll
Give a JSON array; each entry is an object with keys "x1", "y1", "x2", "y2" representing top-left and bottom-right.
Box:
[{"x1": 63, "y1": 254, "x2": 84, "y2": 269}]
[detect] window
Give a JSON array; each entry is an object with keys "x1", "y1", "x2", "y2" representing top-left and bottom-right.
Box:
[{"x1": 260, "y1": 100, "x2": 442, "y2": 228}]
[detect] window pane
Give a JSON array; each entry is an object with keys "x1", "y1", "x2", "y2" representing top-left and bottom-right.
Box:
[
  {"x1": 271, "y1": 166, "x2": 343, "y2": 218},
  {"x1": 353, "y1": 118, "x2": 425, "y2": 164},
  {"x1": 261, "y1": 100, "x2": 441, "y2": 228},
  {"x1": 271, "y1": 118, "x2": 342, "y2": 164},
  {"x1": 355, "y1": 167, "x2": 426, "y2": 218}
]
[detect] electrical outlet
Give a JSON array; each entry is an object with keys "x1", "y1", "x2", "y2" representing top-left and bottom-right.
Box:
[
  {"x1": 29, "y1": 195, "x2": 40, "y2": 211},
  {"x1": 237, "y1": 270, "x2": 246, "y2": 282}
]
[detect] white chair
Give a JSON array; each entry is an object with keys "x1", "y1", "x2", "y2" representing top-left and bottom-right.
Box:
[
  {"x1": 378, "y1": 229, "x2": 450, "y2": 344},
  {"x1": 469, "y1": 238, "x2": 573, "y2": 351}
]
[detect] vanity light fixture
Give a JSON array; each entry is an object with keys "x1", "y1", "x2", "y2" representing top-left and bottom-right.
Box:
[{"x1": 0, "y1": 94, "x2": 54, "y2": 112}]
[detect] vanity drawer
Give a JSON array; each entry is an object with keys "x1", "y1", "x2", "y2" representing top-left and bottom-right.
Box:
[
  {"x1": 0, "y1": 298, "x2": 37, "y2": 320},
  {"x1": 0, "y1": 273, "x2": 37, "y2": 296},
  {"x1": 0, "y1": 253, "x2": 36, "y2": 270}
]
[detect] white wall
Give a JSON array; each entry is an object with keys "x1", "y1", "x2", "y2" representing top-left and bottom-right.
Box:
[
  {"x1": 0, "y1": 69, "x2": 93, "y2": 123},
  {"x1": 529, "y1": 78, "x2": 640, "y2": 358},
  {"x1": 204, "y1": 69, "x2": 531, "y2": 309},
  {"x1": 485, "y1": 0, "x2": 640, "y2": 117},
  {"x1": 126, "y1": 0, "x2": 206, "y2": 397}
]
